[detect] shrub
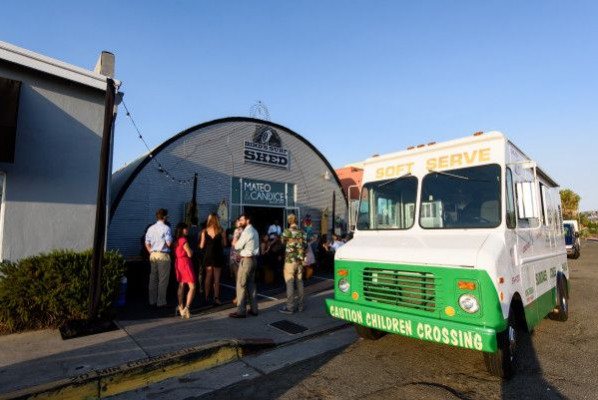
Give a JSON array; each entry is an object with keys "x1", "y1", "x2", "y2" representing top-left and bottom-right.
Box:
[{"x1": 0, "y1": 250, "x2": 125, "y2": 334}]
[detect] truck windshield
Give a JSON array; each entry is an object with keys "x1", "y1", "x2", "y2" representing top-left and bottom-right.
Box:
[
  {"x1": 420, "y1": 164, "x2": 501, "y2": 229},
  {"x1": 357, "y1": 176, "x2": 418, "y2": 230}
]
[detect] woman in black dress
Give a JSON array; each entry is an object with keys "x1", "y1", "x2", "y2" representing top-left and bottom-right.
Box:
[{"x1": 200, "y1": 213, "x2": 227, "y2": 305}]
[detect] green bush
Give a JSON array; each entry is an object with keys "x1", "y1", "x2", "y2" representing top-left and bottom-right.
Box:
[{"x1": 0, "y1": 250, "x2": 125, "y2": 334}]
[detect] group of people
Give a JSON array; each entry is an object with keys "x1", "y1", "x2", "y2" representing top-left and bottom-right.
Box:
[
  {"x1": 144, "y1": 208, "x2": 327, "y2": 319},
  {"x1": 144, "y1": 208, "x2": 228, "y2": 318}
]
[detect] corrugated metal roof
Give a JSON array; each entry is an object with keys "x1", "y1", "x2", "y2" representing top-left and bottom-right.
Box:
[{"x1": 109, "y1": 117, "x2": 348, "y2": 220}]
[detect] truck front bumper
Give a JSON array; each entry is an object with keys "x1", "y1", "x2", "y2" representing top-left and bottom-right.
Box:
[{"x1": 326, "y1": 298, "x2": 498, "y2": 352}]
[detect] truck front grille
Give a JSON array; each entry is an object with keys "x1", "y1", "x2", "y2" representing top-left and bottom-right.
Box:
[{"x1": 362, "y1": 268, "x2": 438, "y2": 312}]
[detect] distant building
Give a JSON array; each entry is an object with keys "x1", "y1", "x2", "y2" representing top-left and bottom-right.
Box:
[
  {"x1": 335, "y1": 166, "x2": 363, "y2": 200},
  {"x1": 0, "y1": 41, "x2": 118, "y2": 261},
  {"x1": 582, "y1": 210, "x2": 598, "y2": 223},
  {"x1": 335, "y1": 164, "x2": 365, "y2": 231}
]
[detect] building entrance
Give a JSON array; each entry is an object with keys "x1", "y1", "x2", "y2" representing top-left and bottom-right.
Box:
[
  {"x1": 231, "y1": 176, "x2": 299, "y2": 235},
  {"x1": 244, "y1": 206, "x2": 284, "y2": 237}
]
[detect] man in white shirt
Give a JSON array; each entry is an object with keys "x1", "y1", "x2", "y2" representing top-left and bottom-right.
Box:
[
  {"x1": 267, "y1": 219, "x2": 282, "y2": 238},
  {"x1": 230, "y1": 213, "x2": 260, "y2": 318},
  {"x1": 145, "y1": 208, "x2": 173, "y2": 307},
  {"x1": 330, "y1": 234, "x2": 345, "y2": 252}
]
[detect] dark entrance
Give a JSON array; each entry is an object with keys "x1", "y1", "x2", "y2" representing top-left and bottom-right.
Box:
[{"x1": 244, "y1": 206, "x2": 284, "y2": 236}]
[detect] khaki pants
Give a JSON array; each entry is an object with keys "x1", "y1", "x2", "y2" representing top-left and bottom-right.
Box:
[
  {"x1": 149, "y1": 252, "x2": 171, "y2": 306},
  {"x1": 284, "y1": 261, "x2": 304, "y2": 312},
  {"x1": 236, "y1": 257, "x2": 258, "y2": 315}
]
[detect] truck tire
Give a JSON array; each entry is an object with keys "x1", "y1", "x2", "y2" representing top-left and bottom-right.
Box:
[
  {"x1": 484, "y1": 309, "x2": 517, "y2": 379},
  {"x1": 572, "y1": 245, "x2": 580, "y2": 259},
  {"x1": 549, "y1": 278, "x2": 569, "y2": 322},
  {"x1": 355, "y1": 324, "x2": 386, "y2": 340}
]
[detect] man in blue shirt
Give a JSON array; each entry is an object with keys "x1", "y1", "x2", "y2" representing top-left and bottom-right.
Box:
[{"x1": 145, "y1": 208, "x2": 173, "y2": 307}]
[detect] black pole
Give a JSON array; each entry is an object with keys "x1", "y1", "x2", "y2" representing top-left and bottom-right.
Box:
[
  {"x1": 191, "y1": 173, "x2": 198, "y2": 217},
  {"x1": 88, "y1": 78, "x2": 117, "y2": 319},
  {"x1": 331, "y1": 191, "x2": 336, "y2": 237}
]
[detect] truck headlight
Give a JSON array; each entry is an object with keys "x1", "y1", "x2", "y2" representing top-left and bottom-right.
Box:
[
  {"x1": 458, "y1": 294, "x2": 480, "y2": 313},
  {"x1": 338, "y1": 279, "x2": 350, "y2": 293}
]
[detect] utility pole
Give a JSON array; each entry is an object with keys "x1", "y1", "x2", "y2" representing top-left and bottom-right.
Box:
[{"x1": 88, "y1": 78, "x2": 117, "y2": 319}]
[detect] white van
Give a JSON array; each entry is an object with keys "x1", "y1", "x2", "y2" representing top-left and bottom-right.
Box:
[
  {"x1": 326, "y1": 131, "x2": 569, "y2": 378},
  {"x1": 563, "y1": 220, "x2": 580, "y2": 259}
]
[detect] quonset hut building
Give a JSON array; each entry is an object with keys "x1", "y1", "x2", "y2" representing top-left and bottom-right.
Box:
[{"x1": 108, "y1": 117, "x2": 347, "y2": 258}]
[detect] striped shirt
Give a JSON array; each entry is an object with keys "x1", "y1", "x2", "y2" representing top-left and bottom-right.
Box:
[{"x1": 145, "y1": 221, "x2": 173, "y2": 253}]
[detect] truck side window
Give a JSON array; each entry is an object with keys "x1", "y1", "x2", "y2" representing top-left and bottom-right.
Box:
[
  {"x1": 357, "y1": 187, "x2": 370, "y2": 230},
  {"x1": 539, "y1": 182, "x2": 547, "y2": 226},
  {"x1": 505, "y1": 168, "x2": 516, "y2": 229}
]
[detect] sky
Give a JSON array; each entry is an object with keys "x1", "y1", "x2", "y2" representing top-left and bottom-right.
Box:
[{"x1": 2, "y1": 1, "x2": 597, "y2": 210}]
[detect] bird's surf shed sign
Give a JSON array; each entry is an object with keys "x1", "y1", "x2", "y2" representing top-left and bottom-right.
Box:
[{"x1": 244, "y1": 125, "x2": 290, "y2": 169}]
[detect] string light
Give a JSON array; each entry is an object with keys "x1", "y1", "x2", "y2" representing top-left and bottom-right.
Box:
[
  {"x1": 119, "y1": 92, "x2": 195, "y2": 185},
  {"x1": 117, "y1": 90, "x2": 243, "y2": 190}
]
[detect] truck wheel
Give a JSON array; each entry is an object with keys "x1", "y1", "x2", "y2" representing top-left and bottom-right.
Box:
[
  {"x1": 549, "y1": 279, "x2": 569, "y2": 322},
  {"x1": 484, "y1": 310, "x2": 517, "y2": 379},
  {"x1": 355, "y1": 324, "x2": 386, "y2": 340}
]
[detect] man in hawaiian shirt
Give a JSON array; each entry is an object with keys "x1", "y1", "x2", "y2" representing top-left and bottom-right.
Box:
[{"x1": 280, "y1": 213, "x2": 307, "y2": 314}]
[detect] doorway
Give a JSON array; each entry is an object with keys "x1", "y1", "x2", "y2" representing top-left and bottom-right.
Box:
[{"x1": 243, "y1": 206, "x2": 284, "y2": 236}]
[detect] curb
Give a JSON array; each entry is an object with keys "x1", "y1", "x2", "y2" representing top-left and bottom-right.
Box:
[{"x1": 0, "y1": 338, "x2": 275, "y2": 400}]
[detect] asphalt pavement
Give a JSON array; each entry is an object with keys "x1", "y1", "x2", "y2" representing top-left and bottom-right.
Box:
[{"x1": 191, "y1": 241, "x2": 598, "y2": 400}]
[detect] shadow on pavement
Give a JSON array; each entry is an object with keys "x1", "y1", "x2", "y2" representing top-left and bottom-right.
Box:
[
  {"x1": 193, "y1": 346, "x2": 349, "y2": 400},
  {"x1": 117, "y1": 259, "x2": 333, "y2": 322},
  {"x1": 501, "y1": 328, "x2": 565, "y2": 400}
]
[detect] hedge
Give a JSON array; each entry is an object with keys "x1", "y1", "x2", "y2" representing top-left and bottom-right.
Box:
[{"x1": 0, "y1": 250, "x2": 125, "y2": 334}]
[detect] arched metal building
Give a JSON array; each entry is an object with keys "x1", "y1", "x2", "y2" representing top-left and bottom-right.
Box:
[{"x1": 108, "y1": 117, "x2": 347, "y2": 257}]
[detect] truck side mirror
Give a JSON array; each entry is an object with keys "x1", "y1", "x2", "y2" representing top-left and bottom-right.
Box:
[{"x1": 516, "y1": 181, "x2": 539, "y2": 219}]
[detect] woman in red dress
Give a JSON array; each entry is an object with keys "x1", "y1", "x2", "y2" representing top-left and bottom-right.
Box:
[{"x1": 174, "y1": 223, "x2": 196, "y2": 319}]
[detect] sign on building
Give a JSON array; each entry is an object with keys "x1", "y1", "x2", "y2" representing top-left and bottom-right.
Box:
[{"x1": 243, "y1": 125, "x2": 290, "y2": 169}]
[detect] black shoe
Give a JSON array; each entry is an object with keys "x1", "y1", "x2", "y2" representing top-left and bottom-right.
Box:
[
  {"x1": 229, "y1": 312, "x2": 246, "y2": 318},
  {"x1": 248, "y1": 310, "x2": 259, "y2": 316}
]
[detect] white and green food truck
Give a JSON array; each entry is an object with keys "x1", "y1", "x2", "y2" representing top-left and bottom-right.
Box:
[{"x1": 326, "y1": 131, "x2": 569, "y2": 378}]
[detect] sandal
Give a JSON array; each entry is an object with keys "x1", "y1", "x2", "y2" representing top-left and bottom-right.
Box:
[{"x1": 214, "y1": 297, "x2": 221, "y2": 306}]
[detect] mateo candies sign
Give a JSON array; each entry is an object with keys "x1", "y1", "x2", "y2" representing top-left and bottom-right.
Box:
[{"x1": 241, "y1": 179, "x2": 286, "y2": 206}]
